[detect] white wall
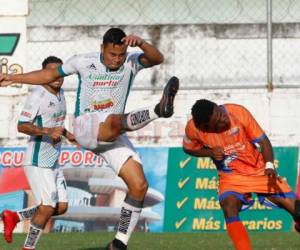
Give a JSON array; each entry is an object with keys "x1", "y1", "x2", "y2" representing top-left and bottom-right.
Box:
[
  {"x1": 1, "y1": 2, "x2": 300, "y2": 147},
  {"x1": 2, "y1": 88, "x2": 300, "y2": 147}
]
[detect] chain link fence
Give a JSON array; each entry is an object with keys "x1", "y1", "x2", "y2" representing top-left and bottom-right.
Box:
[{"x1": 27, "y1": 0, "x2": 300, "y2": 90}]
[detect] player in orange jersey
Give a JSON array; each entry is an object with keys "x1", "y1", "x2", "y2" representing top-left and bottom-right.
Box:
[{"x1": 183, "y1": 99, "x2": 300, "y2": 250}]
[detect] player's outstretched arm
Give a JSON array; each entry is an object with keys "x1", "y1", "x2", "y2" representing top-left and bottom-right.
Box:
[
  {"x1": 18, "y1": 123, "x2": 64, "y2": 140},
  {"x1": 18, "y1": 122, "x2": 50, "y2": 136},
  {"x1": 0, "y1": 68, "x2": 61, "y2": 87},
  {"x1": 122, "y1": 34, "x2": 164, "y2": 67}
]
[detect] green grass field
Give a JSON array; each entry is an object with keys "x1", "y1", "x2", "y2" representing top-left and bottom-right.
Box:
[{"x1": 0, "y1": 232, "x2": 299, "y2": 250}]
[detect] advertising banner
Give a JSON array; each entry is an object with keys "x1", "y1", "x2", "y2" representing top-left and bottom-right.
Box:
[
  {"x1": 0, "y1": 0, "x2": 28, "y2": 95},
  {"x1": 0, "y1": 147, "x2": 168, "y2": 233},
  {"x1": 164, "y1": 147, "x2": 299, "y2": 232},
  {"x1": 0, "y1": 146, "x2": 298, "y2": 233}
]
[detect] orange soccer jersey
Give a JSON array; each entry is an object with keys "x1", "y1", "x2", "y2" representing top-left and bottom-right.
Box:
[{"x1": 183, "y1": 104, "x2": 267, "y2": 176}]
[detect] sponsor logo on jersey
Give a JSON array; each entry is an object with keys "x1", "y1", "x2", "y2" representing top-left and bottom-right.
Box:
[
  {"x1": 52, "y1": 111, "x2": 66, "y2": 122},
  {"x1": 55, "y1": 116, "x2": 66, "y2": 122},
  {"x1": 89, "y1": 73, "x2": 122, "y2": 87},
  {"x1": 229, "y1": 126, "x2": 240, "y2": 136},
  {"x1": 87, "y1": 63, "x2": 97, "y2": 70},
  {"x1": 48, "y1": 101, "x2": 55, "y2": 108},
  {"x1": 21, "y1": 111, "x2": 32, "y2": 118},
  {"x1": 92, "y1": 80, "x2": 118, "y2": 87},
  {"x1": 224, "y1": 142, "x2": 246, "y2": 155},
  {"x1": 92, "y1": 99, "x2": 114, "y2": 111}
]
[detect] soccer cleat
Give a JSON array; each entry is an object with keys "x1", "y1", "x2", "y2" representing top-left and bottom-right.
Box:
[
  {"x1": 1, "y1": 209, "x2": 20, "y2": 243},
  {"x1": 106, "y1": 239, "x2": 127, "y2": 250},
  {"x1": 154, "y1": 76, "x2": 179, "y2": 118},
  {"x1": 22, "y1": 248, "x2": 35, "y2": 250}
]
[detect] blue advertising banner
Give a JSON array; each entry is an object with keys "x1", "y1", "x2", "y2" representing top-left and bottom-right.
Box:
[
  {"x1": 1, "y1": 146, "x2": 298, "y2": 233},
  {"x1": 0, "y1": 147, "x2": 168, "y2": 233},
  {"x1": 0, "y1": 191, "x2": 25, "y2": 212}
]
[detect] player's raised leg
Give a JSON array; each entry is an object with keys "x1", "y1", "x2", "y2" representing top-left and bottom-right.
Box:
[
  {"x1": 265, "y1": 195, "x2": 300, "y2": 233},
  {"x1": 99, "y1": 76, "x2": 179, "y2": 142},
  {"x1": 73, "y1": 76, "x2": 179, "y2": 150}
]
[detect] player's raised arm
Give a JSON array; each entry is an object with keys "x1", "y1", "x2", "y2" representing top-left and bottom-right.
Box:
[
  {"x1": 122, "y1": 34, "x2": 164, "y2": 67},
  {"x1": 0, "y1": 67, "x2": 61, "y2": 87}
]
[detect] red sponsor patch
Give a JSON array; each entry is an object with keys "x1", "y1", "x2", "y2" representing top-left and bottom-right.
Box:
[
  {"x1": 21, "y1": 111, "x2": 32, "y2": 118},
  {"x1": 93, "y1": 100, "x2": 114, "y2": 110},
  {"x1": 55, "y1": 116, "x2": 66, "y2": 122},
  {"x1": 92, "y1": 80, "x2": 118, "y2": 87}
]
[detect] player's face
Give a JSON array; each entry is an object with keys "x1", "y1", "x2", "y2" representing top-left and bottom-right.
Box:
[
  {"x1": 46, "y1": 63, "x2": 64, "y2": 89},
  {"x1": 202, "y1": 106, "x2": 231, "y2": 133},
  {"x1": 101, "y1": 43, "x2": 127, "y2": 70}
]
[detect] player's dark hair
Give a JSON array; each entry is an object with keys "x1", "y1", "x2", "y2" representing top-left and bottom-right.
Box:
[
  {"x1": 103, "y1": 28, "x2": 126, "y2": 46},
  {"x1": 42, "y1": 56, "x2": 63, "y2": 69},
  {"x1": 191, "y1": 99, "x2": 216, "y2": 128}
]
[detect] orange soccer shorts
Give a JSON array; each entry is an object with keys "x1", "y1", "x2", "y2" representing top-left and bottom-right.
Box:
[{"x1": 218, "y1": 172, "x2": 296, "y2": 210}]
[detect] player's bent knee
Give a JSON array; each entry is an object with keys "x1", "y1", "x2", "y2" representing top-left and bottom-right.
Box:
[
  {"x1": 38, "y1": 205, "x2": 55, "y2": 217},
  {"x1": 128, "y1": 179, "x2": 149, "y2": 196},
  {"x1": 99, "y1": 115, "x2": 123, "y2": 141},
  {"x1": 57, "y1": 202, "x2": 68, "y2": 215}
]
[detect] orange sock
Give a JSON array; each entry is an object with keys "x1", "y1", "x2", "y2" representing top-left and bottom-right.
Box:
[{"x1": 226, "y1": 218, "x2": 251, "y2": 250}]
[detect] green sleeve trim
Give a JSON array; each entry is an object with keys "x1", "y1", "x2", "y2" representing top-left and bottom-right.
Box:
[
  {"x1": 74, "y1": 74, "x2": 82, "y2": 117},
  {"x1": 138, "y1": 53, "x2": 147, "y2": 68},
  {"x1": 17, "y1": 121, "x2": 31, "y2": 125},
  {"x1": 123, "y1": 70, "x2": 134, "y2": 113},
  {"x1": 57, "y1": 65, "x2": 67, "y2": 77},
  {"x1": 32, "y1": 115, "x2": 43, "y2": 166}
]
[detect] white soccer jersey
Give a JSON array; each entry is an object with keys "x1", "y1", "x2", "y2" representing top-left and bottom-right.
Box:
[
  {"x1": 18, "y1": 86, "x2": 66, "y2": 168},
  {"x1": 58, "y1": 52, "x2": 144, "y2": 117}
]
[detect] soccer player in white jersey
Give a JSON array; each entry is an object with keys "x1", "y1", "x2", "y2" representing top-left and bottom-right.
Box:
[
  {"x1": 0, "y1": 28, "x2": 179, "y2": 250},
  {"x1": 1, "y1": 56, "x2": 76, "y2": 250}
]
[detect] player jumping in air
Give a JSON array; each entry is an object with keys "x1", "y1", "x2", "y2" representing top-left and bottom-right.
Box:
[{"x1": 0, "y1": 28, "x2": 179, "y2": 250}]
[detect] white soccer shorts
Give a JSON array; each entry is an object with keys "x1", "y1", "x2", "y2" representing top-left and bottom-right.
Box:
[
  {"x1": 73, "y1": 112, "x2": 142, "y2": 174},
  {"x1": 24, "y1": 166, "x2": 68, "y2": 208}
]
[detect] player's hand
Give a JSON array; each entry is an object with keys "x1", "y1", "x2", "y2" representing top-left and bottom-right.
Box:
[
  {"x1": 47, "y1": 127, "x2": 64, "y2": 141},
  {"x1": 211, "y1": 146, "x2": 225, "y2": 161},
  {"x1": 121, "y1": 35, "x2": 145, "y2": 47},
  {"x1": 66, "y1": 132, "x2": 76, "y2": 142},
  {"x1": 265, "y1": 168, "x2": 278, "y2": 179},
  {"x1": 266, "y1": 168, "x2": 282, "y2": 192},
  {"x1": 0, "y1": 74, "x2": 13, "y2": 87},
  {"x1": 66, "y1": 131, "x2": 79, "y2": 146}
]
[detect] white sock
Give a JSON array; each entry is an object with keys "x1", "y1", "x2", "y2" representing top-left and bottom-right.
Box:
[
  {"x1": 23, "y1": 223, "x2": 43, "y2": 249},
  {"x1": 124, "y1": 106, "x2": 158, "y2": 131},
  {"x1": 115, "y1": 195, "x2": 143, "y2": 245},
  {"x1": 17, "y1": 206, "x2": 38, "y2": 221}
]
